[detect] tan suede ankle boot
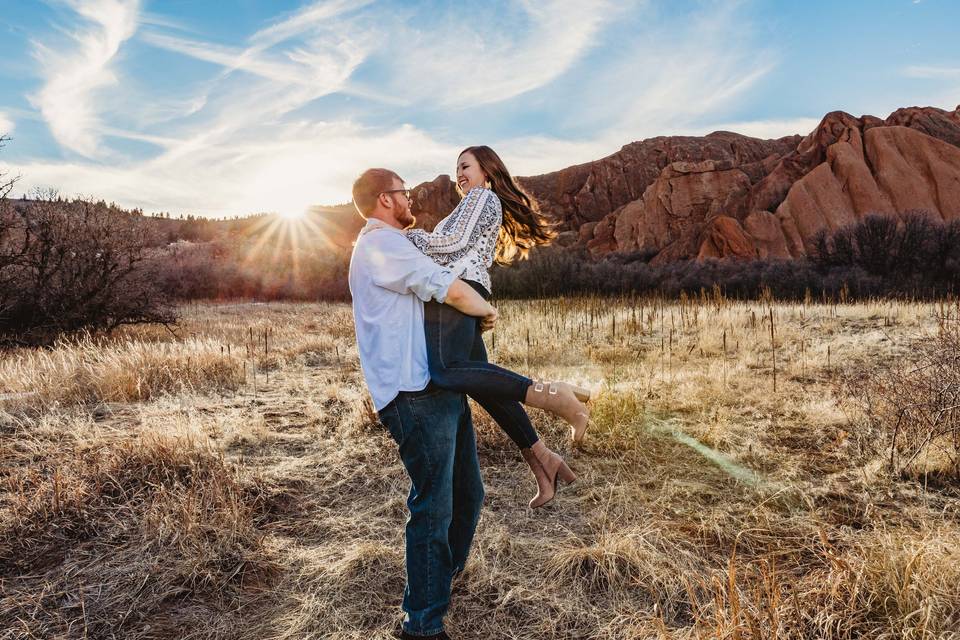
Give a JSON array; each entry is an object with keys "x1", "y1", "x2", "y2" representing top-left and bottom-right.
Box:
[
  {"x1": 524, "y1": 379, "x2": 592, "y2": 444},
  {"x1": 520, "y1": 440, "x2": 576, "y2": 508}
]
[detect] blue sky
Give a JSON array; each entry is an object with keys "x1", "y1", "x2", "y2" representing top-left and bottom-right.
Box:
[{"x1": 0, "y1": 0, "x2": 957, "y2": 217}]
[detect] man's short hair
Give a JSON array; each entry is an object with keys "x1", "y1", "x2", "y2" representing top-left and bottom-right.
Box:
[{"x1": 352, "y1": 168, "x2": 402, "y2": 218}]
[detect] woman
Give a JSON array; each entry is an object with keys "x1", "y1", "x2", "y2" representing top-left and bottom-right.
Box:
[{"x1": 406, "y1": 145, "x2": 590, "y2": 509}]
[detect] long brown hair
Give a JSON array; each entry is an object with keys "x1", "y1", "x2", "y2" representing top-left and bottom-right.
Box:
[{"x1": 459, "y1": 145, "x2": 556, "y2": 264}]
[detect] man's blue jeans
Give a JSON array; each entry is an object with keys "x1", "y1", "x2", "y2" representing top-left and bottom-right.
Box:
[{"x1": 378, "y1": 386, "x2": 485, "y2": 637}]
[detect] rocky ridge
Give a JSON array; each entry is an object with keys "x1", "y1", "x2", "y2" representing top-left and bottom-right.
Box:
[{"x1": 406, "y1": 105, "x2": 960, "y2": 264}]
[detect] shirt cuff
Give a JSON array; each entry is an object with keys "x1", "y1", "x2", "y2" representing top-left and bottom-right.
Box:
[{"x1": 426, "y1": 267, "x2": 458, "y2": 304}]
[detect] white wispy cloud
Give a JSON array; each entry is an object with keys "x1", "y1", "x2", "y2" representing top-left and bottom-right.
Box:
[
  {"x1": 682, "y1": 117, "x2": 821, "y2": 140},
  {"x1": 569, "y1": 2, "x2": 776, "y2": 141},
  {"x1": 4, "y1": 121, "x2": 458, "y2": 216},
  {"x1": 143, "y1": 0, "x2": 372, "y2": 89},
  {"x1": 30, "y1": 0, "x2": 140, "y2": 157},
  {"x1": 0, "y1": 112, "x2": 13, "y2": 135},
  {"x1": 898, "y1": 66, "x2": 960, "y2": 113},
  {"x1": 139, "y1": 1, "x2": 369, "y2": 132},
  {"x1": 361, "y1": 0, "x2": 621, "y2": 108},
  {"x1": 251, "y1": 0, "x2": 374, "y2": 49},
  {"x1": 123, "y1": 93, "x2": 209, "y2": 129},
  {"x1": 141, "y1": 32, "x2": 315, "y2": 85},
  {"x1": 11, "y1": 0, "x2": 796, "y2": 216},
  {"x1": 483, "y1": 2, "x2": 785, "y2": 176}
]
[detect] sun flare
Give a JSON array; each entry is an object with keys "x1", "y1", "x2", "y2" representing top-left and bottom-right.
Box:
[{"x1": 279, "y1": 210, "x2": 305, "y2": 220}]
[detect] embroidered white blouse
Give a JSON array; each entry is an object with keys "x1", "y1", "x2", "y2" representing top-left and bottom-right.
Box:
[{"x1": 406, "y1": 186, "x2": 502, "y2": 293}]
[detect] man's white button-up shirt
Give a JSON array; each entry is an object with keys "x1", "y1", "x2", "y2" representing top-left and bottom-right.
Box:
[{"x1": 349, "y1": 219, "x2": 458, "y2": 411}]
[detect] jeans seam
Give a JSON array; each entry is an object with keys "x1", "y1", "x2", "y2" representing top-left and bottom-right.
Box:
[
  {"x1": 383, "y1": 402, "x2": 403, "y2": 443},
  {"x1": 404, "y1": 625, "x2": 445, "y2": 636},
  {"x1": 441, "y1": 364, "x2": 529, "y2": 385},
  {"x1": 436, "y1": 302, "x2": 446, "y2": 371},
  {"x1": 406, "y1": 395, "x2": 435, "y2": 627}
]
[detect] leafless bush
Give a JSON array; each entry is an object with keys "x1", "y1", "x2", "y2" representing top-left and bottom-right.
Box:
[
  {"x1": 841, "y1": 310, "x2": 960, "y2": 482},
  {"x1": 813, "y1": 211, "x2": 960, "y2": 282},
  {"x1": 0, "y1": 194, "x2": 176, "y2": 346},
  {"x1": 0, "y1": 135, "x2": 18, "y2": 199},
  {"x1": 153, "y1": 238, "x2": 352, "y2": 301}
]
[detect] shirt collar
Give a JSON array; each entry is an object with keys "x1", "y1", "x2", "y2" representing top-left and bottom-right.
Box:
[{"x1": 359, "y1": 218, "x2": 404, "y2": 237}]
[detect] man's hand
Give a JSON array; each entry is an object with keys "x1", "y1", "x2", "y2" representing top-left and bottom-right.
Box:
[{"x1": 480, "y1": 305, "x2": 498, "y2": 332}]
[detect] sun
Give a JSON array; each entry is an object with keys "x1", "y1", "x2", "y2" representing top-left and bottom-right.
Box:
[{"x1": 279, "y1": 209, "x2": 305, "y2": 220}]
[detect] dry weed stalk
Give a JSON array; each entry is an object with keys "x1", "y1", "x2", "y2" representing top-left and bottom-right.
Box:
[{"x1": 840, "y1": 309, "x2": 960, "y2": 481}]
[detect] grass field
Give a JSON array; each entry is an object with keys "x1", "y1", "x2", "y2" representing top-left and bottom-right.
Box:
[{"x1": 1, "y1": 296, "x2": 959, "y2": 639}]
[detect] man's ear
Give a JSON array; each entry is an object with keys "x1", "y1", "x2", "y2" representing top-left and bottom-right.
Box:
[{"x1": 378, "y1": 192, "x2": 391, "y2": 210}]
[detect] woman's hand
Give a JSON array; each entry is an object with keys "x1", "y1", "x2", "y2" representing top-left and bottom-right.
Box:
[{"x1": 480, "y1": 305, "x2": 498, "y2": 332}]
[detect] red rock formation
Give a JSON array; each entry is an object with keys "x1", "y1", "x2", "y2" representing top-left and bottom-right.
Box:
[
  {"x1": 611, "y1": 159, "x2": 753, "y2": 259},
  {"x1": 586, "y1": 105, "x2": 960, "y2": 261},
  {"x1": 770, "y1": 109, "x2": 960, "y2": 256},
  {"x1": 369, "y1": 104, "x2": 960, "y2": 265},
  {"x1": 517, "y1": 132, "x2": 799, "y2": 230},
  {"x1": 410, "y1": 174, "x2": 460, "y2": 232},
  {"x1": 698, "y1": 216, "x2": 756, "y2": 260},
  {"x1": 742, "y1": 210, "x2": 791, "y2": 259},
  {"x1": 885, "y1": 105, "x2": 960, "y2": 148}
]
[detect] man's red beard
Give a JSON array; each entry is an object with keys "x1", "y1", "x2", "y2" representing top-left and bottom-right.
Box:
[{"x1": 399, "y1": 211, "x2": 416, "y2": 229}]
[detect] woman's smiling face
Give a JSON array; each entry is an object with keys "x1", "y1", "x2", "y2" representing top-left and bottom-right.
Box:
[{"x1": 456, "y1": 151, "x2": 487, "y2": 193}]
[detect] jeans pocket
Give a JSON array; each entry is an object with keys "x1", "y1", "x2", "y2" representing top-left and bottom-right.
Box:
[
  {"x1": 378, "y1": 402, "x2": 408, "y2": 447},
  {"x1": 408, "y1": 390, "x2": 461, "y2": 450}
]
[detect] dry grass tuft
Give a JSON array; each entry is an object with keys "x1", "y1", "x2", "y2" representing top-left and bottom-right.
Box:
[
  {"x1": 807, "y1": 526, "x2": 960, "y2": 639},
  {"x1": 0, "y1": 334, "x2": 244, "y2": 412},
  {"x1": 0, "y1": 432, "x2": 276, "y2": 638},
  {"x1": 544, "y1": 528, "x2": 701, "y2": 624}
]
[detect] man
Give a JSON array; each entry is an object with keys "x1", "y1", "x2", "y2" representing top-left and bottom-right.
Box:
[{"x1": 348, "y1": 168, "x2": 497, "y2": 639}]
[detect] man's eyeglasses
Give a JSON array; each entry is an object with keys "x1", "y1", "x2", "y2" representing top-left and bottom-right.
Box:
[{"x1": 380, "y1": 189, "x2": 411, "y2": 200}]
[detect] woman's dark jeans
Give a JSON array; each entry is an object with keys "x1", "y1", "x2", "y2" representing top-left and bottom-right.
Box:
[{"x1": 424, "y1": 280, "x2": 539, "y2": 449}]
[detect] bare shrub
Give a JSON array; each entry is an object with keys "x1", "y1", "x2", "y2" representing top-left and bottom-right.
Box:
[
  {"x1": 0, "y1": 195, "x2": 176, "y2": 346},
  {"x1": 0, "y1": 135, "x2": 17, "y2": 198},
  {"x1": 898, "y1": 211, "x2": 941, "y2": 274},
  {"x1": 853, "y1": 214, "x2": 901, "y2": 276},
  {"x1": 840, "y1": 310, "x2": 960, "y2": 482},
  {"x1": 154, "y1": 238, "x2": 352, "y2": 301}
]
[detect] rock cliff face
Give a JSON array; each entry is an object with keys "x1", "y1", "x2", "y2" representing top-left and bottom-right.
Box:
[
  {"x1": 397, "y1": 105, "x2": 960, "y2": 264},
  {"x1": 574, "y1": 106, "x2": 960, "y2": 261},
  {"x1": 516, "y1": 132, "x2": 798, "y2": 231},
  {"x1": 410, "y1": 174, "x2": 460, "y2": 232}
]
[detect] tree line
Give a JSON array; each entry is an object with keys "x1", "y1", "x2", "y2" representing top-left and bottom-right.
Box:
[
  {"x1": 2, "y1": 183, "x2": 958, "y2": 345},
  {"x1": 492, "y1": 212, "x2": 960, "y2": 301}
]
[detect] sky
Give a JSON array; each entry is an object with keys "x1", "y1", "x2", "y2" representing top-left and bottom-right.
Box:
[{"x1": 0, "y1": 0, "x2": 957, "y2": 218}]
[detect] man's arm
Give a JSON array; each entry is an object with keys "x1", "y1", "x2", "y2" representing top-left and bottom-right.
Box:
[
  {"x1": 445, "y1": 279, "x2": 496, "y2": 319},
  {"x1": 364, "y1": 231, "x2": 497, "y2": 329},
  {"x1": 366, "y1": 231, "x2": 458, "y2": 300}
]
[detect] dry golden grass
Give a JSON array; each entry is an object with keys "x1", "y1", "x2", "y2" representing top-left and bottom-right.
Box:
[{"x1": 1, "y1": 296, "x2": 959, "y2": 639}]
